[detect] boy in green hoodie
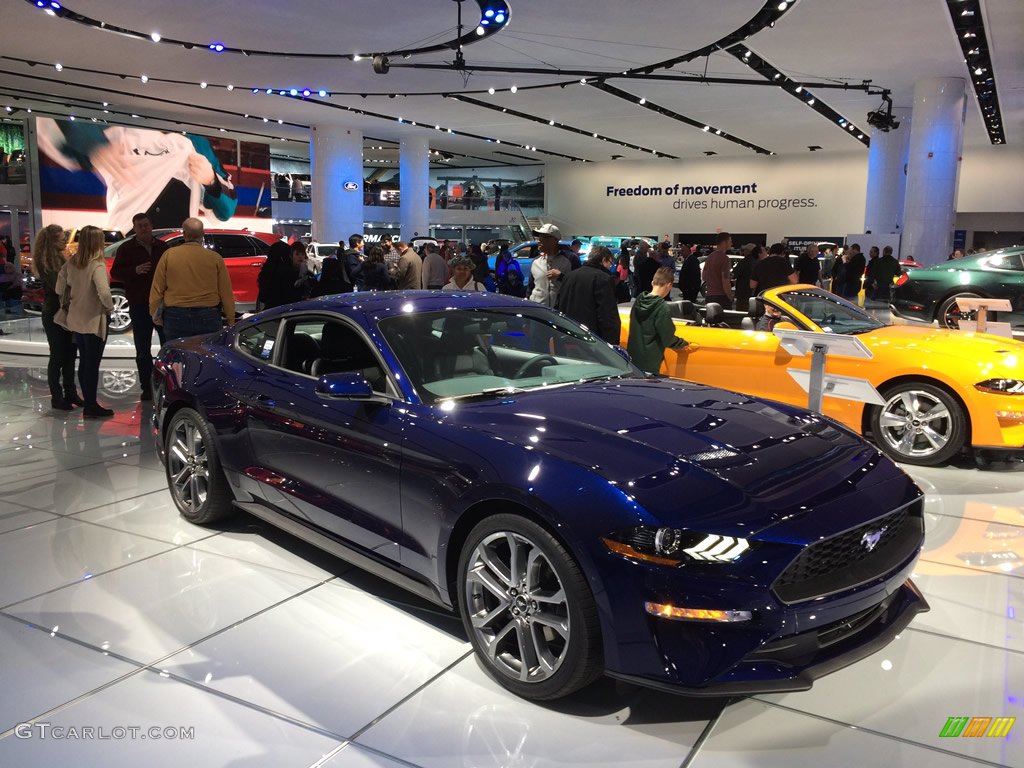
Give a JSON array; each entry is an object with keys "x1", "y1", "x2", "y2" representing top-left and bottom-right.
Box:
[{"x1": 627, "y1": 267, "x2": 698, "y2": 374}]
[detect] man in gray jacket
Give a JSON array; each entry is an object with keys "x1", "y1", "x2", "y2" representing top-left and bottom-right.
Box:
[
  {"x1": 421, "y1": 242, "x2": 447, "y2": 290},
  {"x1": 528, "y1": 223, "x2": 571, "y2": 308}
]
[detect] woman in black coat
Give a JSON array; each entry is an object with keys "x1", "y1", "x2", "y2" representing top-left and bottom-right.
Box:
[{"x1": 257, "y1": 241, "x2": 304, "y2": 309}]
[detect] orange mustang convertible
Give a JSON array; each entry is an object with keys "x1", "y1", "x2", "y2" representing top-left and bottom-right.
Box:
[{"x1": 620, "y1": 285, "x2": 1024, "y2": 466}]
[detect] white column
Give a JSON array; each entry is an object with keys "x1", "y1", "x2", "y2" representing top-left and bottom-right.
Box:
[
  {"x1": 863, "y1": 108, "x2": 911, "y2": 235},
  {"x1": 901, "y1": 78, "x2": 966, "y2": 265},
  {"x1": 310, "y1": 125, "x2": 363, "y2": 245},
  {"x1": 399, "y1": 135, "x2": 430, "y2": 243}
]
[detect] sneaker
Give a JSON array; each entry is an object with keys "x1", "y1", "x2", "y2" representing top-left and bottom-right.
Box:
[{"x1": 83, "y1": 406, "x2": 115, "y2": 419}]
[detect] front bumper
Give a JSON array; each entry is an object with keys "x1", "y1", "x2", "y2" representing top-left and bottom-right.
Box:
[
  {"x1": 593, "y1": 493, "x2": 927, "y2": 694},
  {"x1": 607, "y1": 578, "x2": 927, "y2": 696}
]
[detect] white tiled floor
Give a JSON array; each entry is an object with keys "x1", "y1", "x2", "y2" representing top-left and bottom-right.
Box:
[{"x1": 0, "y1": 349, "x2": 1021, "y2": 766}]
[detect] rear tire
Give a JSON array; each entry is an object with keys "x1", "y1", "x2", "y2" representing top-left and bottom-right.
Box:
[
  {"x1": 937, "y1": 292, "x2": 980, "y2": 330},
  {"x1": 164, "y1": 408, "x2": 234, "y2": 524},
  {"x1": 870, "y1": 382, "x2": 967, "y2": 466},
  {"x1": 457, "y1": 514, "x2": 602, "y2": 700}
]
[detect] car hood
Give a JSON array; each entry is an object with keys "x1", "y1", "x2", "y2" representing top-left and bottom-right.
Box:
[
  {"x1": 860, "y1": 324, "x2": 1024, "y2": 366},
  {"x1": 443, "y1": 378, "x2": 907, "y2": 537}
]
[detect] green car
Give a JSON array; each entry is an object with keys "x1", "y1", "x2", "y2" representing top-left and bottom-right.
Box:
[{"x1": 891, "y1": 247, "x2": 1024, "y2": 331}]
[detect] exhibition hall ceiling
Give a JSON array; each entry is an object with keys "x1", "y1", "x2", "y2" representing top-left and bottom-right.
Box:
[{"x1": 1, "y1": 0, "x2": 1020, "y2": 167}]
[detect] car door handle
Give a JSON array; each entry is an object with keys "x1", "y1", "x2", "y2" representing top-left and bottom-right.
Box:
[{"x1": 239, "y1": 393, "x2": 276, "y2": 409}]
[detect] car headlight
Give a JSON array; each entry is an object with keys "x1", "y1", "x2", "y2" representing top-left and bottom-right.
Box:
[
  {"x1": 975, "y1": 379, "x2": 1024, "y2": 395},
  {"x1": 602, "y1": 526, "x2": 750, "y2": 566}
]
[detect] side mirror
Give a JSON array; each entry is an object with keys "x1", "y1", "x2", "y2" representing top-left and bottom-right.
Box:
[
  {"x1": 315, "y1": 372, "x2": 375, "y2": 400},
  {"x1": 612, "y1": 345, "x2": 632, "y2": 364},
  {"x1": 773, "y1": 321, "x2": 799, "y2": 331}
]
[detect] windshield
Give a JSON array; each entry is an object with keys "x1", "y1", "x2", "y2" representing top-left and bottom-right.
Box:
[
  {"x1": 777, "y1": 289, "x2": 884, "y2": 335},
  {"x1": 378, "y1": 307, "x2": 635, "y2": 403}
]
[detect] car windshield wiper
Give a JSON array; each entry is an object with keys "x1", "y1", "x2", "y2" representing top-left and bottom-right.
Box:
[
  {"x1": 845, "y1": 324, "x2": 882, "y2": 335},
  {"x1": 441, "y1": 386, "x2": 527, "y2": 403}
]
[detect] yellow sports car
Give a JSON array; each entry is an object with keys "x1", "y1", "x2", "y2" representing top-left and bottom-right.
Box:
[{"x1": 620, "y1": 285, "x2": 1024, "y2": 466}]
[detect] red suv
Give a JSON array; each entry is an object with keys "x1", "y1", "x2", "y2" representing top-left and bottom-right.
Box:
[{"x1": 25, "y1": 229, "x2": 280, "y2": 333}]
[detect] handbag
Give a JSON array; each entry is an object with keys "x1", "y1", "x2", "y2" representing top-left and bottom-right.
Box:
[{"x1": 54, "y1": 266, "x2": 71, "y2": 329}]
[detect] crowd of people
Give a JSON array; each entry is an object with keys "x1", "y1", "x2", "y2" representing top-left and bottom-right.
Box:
[{"x1": 19, "y1": 213, "x2": 953, "y2": 417}]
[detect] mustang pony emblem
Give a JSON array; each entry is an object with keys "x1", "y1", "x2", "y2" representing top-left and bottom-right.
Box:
[{"x1": 861, "y1": 527, "x2": 888, "y2": 552}]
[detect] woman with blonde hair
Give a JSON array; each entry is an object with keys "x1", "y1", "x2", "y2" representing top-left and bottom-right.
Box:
[
  {"x1": 32, "y1": 224, "x2": 82, "y2": 410},
  {"x1": 56, "y1": 225, "x2": 114, "y2": 418}
]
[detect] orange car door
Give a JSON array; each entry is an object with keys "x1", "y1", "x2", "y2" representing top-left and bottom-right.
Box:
[{"x1": 664, "y1": 322, "x2": 812, "y2": 408}]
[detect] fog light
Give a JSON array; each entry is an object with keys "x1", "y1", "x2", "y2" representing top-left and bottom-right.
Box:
[{"x1": 645, "y1": 602, "x2": 752, "y2": 622}]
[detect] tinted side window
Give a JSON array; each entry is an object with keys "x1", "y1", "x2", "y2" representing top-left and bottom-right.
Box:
[
  {"x1": 985, "y1": 253, "x2": 1024, "y2": 271},
  {"x1": 247, "y1": 237, "x2": 272, "y2": 255},
  {"x1": 236, "y1": 320, "x2": 280, "y2": 362},
  {"x1": 207, "y1": 234, "x2": 256, "y2": 258}
]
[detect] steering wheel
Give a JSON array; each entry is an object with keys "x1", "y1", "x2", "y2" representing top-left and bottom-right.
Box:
[{"x1": 513, "y1": 354, "x2": 558, "y2": 379}]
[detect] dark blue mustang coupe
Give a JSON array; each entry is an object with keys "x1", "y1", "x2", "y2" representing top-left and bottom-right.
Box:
[{"x1": 153, "y1": 290, "x2": 928, "y2": 701}]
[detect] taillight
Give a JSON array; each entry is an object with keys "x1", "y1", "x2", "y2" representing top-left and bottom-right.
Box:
[{"x1": 895, "y1": 273, "x2": 909, "y2": 286}]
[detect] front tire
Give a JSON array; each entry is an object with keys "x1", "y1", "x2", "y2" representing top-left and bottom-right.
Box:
[
  {"x1": 164, "y1": 408, "x2": 234, "y2": 524},
  {"x1": 871, "y1": 382, "x2": 967, "y2": 466},
  {"x1": 457, "y1": 514, "x2": 602, "y2": 700},
  {"x1": 937, "y1": 292, "x2": 980, "y2": 330}
]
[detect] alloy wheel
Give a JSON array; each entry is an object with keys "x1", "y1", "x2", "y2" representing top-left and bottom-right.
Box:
[
  {"x1": 464, "y1": 531, "x2": 571, "y2": 683},
  {"x1": 167, "y1": 416, "x2": 210, "y2": 512},
  {"x1": 877, "y1": 389, "x2": 953, "y2": 460},
  {"x1": 109, "y1": 292, "x2": 132, "y2": 333}
]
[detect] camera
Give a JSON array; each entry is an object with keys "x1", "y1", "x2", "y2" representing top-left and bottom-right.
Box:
[{"x1": 867, "y1": 91, "x2": 900, "y2": 132}]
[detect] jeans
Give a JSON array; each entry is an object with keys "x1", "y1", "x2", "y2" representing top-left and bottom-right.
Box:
[
  {"x1": 129, "y1": 305, "x2": 165, "y2": 393},
  {"x1": 74, "y1": 332, "x2": 108, "y2": 409},
  {"x1": 162, "y1": 306, "x2": 223, "y2": 341},
  {"x1": 41, "y1": 310, "x2": 77, "y2": 400}
]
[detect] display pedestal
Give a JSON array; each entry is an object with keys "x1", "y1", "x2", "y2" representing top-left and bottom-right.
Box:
[
  {"x1": 955, "y1": 297, "x2": 1013, "y2": 337},
  {"x1": 774, "y1": 328, "x2": 881, "y2": 412}
]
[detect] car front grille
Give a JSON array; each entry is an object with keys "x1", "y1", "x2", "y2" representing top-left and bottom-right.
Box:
[{"x1": 773, "y1": 500, "x2": 923, "y2": 604}]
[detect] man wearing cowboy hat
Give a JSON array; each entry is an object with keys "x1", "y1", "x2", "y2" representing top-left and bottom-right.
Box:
[{"x1": 528, "y1": 223, "x2": 571, "y2": 308}]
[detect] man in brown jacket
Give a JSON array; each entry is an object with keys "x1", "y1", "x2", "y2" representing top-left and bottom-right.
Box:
[
  {"x1": 393, "y1": 241, "x2": 422, "y2": 291},
  {"x1": 150, "y1": 217, "x2": 234, "y2": 341}
]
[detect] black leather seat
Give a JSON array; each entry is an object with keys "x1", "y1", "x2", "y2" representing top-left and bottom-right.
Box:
[
  {"x1": 741, "y1": 317, "x2": 755, "y2": 330},
  {"x1": 703, "y1": 303, "x2": 730, "y2": 328},
  {"x1": 284, "y1": 332, "x2": 320, "y2": 373},
  {"x1": 667, "y1": 300, "x2": 698, "y2": 322},
  {"x1": 310, "y1": 323, "x2": 385, "y2": 390}
]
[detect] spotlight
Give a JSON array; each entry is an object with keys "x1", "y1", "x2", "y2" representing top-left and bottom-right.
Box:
[
  {"x1": 150, "y1": 32, "x2": 161, "y2": 42},
  {"x1": 372, "y1": 54, "x2": 390, "y2": 74}
]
